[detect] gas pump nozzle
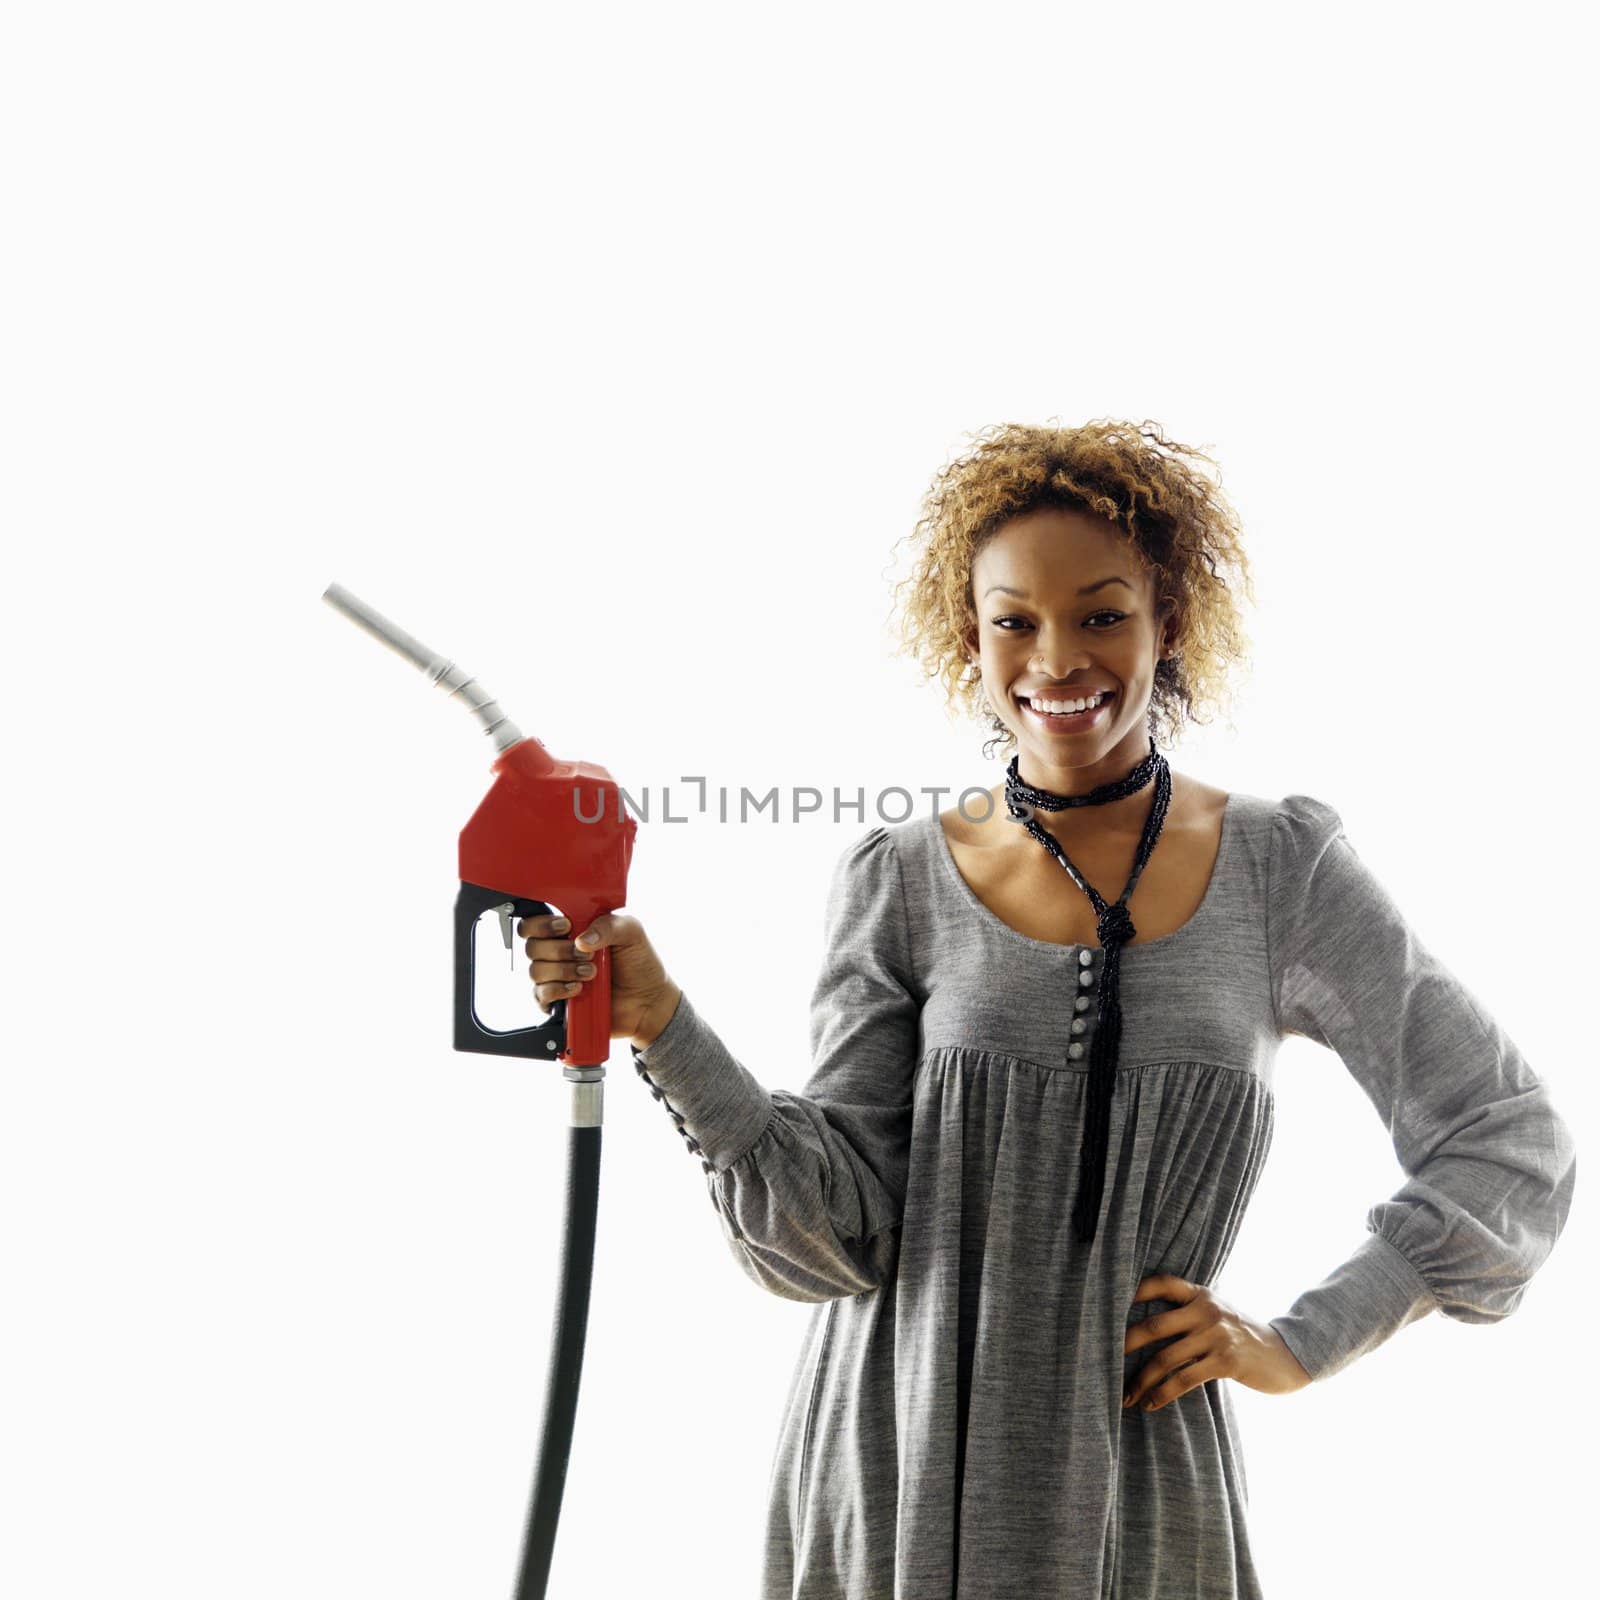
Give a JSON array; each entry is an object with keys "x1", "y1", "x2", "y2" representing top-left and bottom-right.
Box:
[
  {"x1": 322, "y1": 580, "x2": 637, "y2": 1599},
  {"x1": 322, "y1": 582, "x2": 638, "y2": 1074}
]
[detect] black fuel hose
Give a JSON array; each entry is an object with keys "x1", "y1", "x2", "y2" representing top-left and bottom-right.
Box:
[{"x1": 512, "y1": 1122, "x2": 602, "y2": 1598}]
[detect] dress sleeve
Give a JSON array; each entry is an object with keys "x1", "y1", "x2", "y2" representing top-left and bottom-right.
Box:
[
  {"x1": 629, "y1": 825, "x2": 921, "y2": 1303},
  {"x1": 1264, "y1": 793, "x2": 1577, "y2": 1383}
]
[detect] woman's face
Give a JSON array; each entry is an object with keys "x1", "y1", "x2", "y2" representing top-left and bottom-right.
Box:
[{"x1": 966, "y1": 507, "x2": 1176, "y2": 793}]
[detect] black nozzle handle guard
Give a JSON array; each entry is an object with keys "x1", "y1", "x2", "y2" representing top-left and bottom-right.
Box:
[{"x1": 454, "y1": 880, "x2": 568, "y2": 1059}]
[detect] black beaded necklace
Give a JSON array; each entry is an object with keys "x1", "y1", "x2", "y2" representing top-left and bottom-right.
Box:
[{"x1": 1003, "y1": 735, "x2": 1171, "y2": 1245}]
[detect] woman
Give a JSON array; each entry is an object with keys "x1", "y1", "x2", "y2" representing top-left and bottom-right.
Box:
[{"x1": 519, "y1": 419, "x2": 1577, "y2": 1598}]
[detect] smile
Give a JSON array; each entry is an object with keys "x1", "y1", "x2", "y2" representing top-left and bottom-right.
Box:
[{"x1": 1018, "y1": 691, "x2": 1115, "y2": 732}]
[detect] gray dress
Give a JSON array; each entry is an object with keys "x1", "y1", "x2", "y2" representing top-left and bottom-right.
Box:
[{"x1": 629, "y1": 791, "x2": 1577, "y2": 1599}]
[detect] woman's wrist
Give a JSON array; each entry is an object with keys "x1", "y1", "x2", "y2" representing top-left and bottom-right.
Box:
[{"x1": 630, "y1": 983, "x2": 683, "y2": 1051}]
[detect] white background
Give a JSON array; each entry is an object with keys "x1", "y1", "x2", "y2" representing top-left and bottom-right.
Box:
[{"x1": 4, "y1": 2, "x2": 1593, "y2": 1596}]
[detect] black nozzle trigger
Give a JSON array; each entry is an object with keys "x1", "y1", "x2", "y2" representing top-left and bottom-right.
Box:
[{"x1": 454, "y1": 880, "x2": 568, "y2": 1060}]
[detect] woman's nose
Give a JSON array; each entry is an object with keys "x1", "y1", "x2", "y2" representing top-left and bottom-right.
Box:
[{"x1": 1031, "y1": 636, "x2": 1091, "y2": 677}]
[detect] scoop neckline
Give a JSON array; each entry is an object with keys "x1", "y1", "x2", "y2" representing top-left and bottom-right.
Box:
[{"x1": 927, "y1": 791, "x2": 1237, "y2": 957}]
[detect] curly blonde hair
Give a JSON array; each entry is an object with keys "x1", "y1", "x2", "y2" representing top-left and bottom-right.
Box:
[{"x1": 889, "y1": 417, "x2": 1256, "y2": 755}]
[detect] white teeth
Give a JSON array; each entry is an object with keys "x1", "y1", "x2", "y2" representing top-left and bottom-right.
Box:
[{"x1": 1026, "y1": 691, "x2": 1108, "y2": 715}]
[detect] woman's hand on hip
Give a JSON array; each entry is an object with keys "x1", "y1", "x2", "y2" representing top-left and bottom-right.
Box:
[{"x1": 1121, "y1": 1273, "x2": 1312, "y2": 1412}]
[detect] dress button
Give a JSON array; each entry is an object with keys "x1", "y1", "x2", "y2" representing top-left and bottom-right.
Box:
[
  {"x1": 1067, "y1": 1042, "x2": 1085, "y2": 1060},
  {"x1": 1070, "y1": 1018, "x2": 1086, "y2": 1035},
  {"x1": 1075, "y1": 995, "x2": 1091, "y2": 1013},
  {"x1": 1078, "y1": 970, "x2": 1094, "y2": 987},
  {"x1": 650, "y1": 1086, "x2": 665, "y2": 1101},
  {"x1": 1078, "y1": 949, "x2": 1094, "y2": 967},
  {"x1": 701, "y1": 1158, "x2": 714, "y2": 1174}
]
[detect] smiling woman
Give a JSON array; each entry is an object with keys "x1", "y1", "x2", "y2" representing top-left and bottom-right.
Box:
[
  {"x1": 612, "y1": 417, "x2": 1578, "y2": 1600},
  {"x1": 891, "y1": 416, "x2": 1256, "y2": 760}
]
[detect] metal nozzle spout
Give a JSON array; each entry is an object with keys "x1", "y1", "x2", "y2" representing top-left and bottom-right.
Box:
[{"x1": 322, "y1": 582, "x2": 526, "y2": 752}]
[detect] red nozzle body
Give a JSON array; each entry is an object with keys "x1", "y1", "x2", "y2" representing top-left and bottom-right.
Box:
[{"x1": 460, "y1": 738, "x2": 638, "y2": 1065}]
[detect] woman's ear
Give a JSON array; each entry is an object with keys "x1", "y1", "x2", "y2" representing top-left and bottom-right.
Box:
[{"x1": 1157, "y1": 598, "x2": 1181, "y2": 660}]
